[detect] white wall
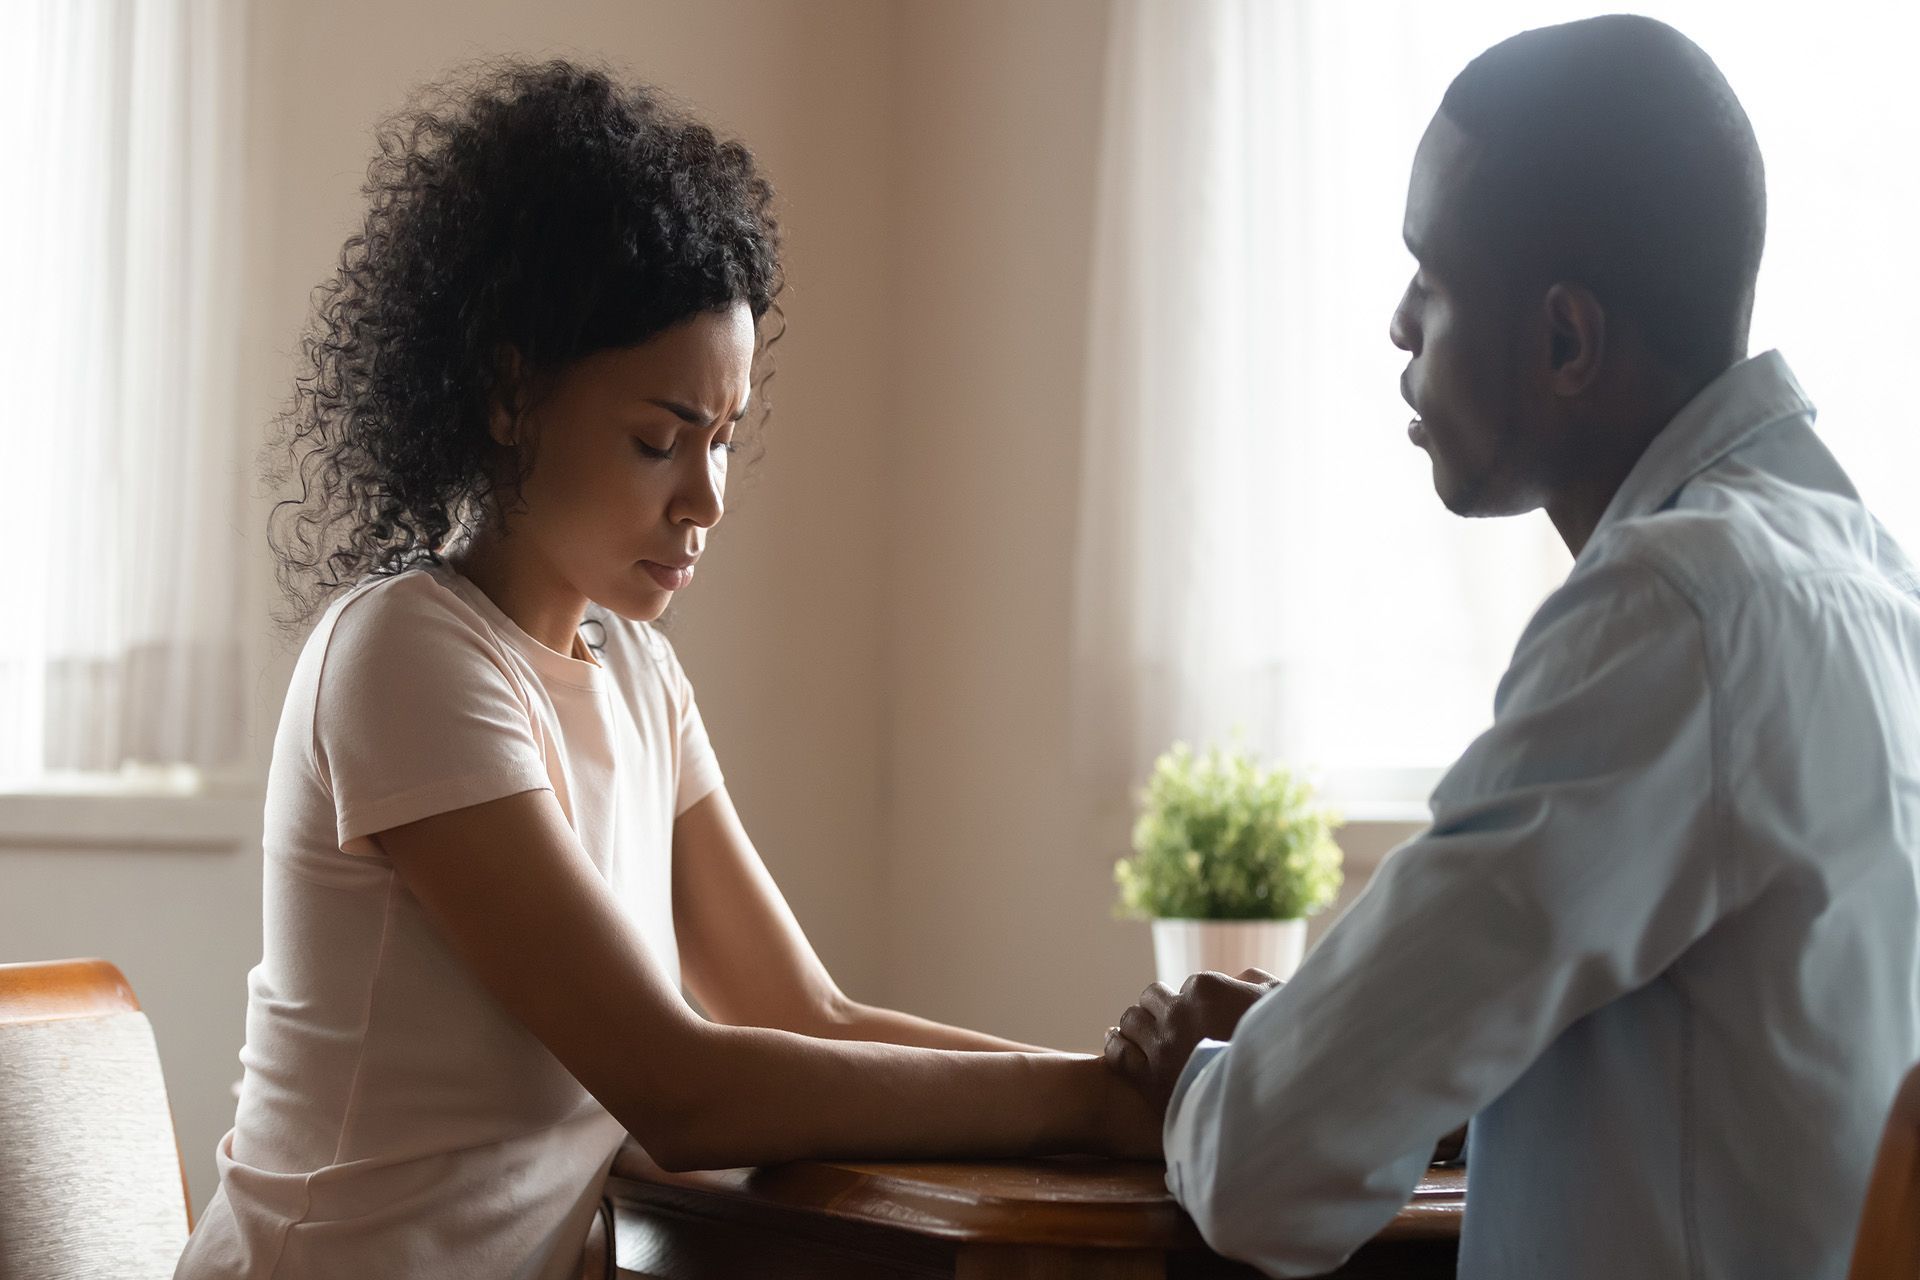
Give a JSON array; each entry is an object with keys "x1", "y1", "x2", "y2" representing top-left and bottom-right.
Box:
[{"x1": 877, "y1": 0, "x2": 1134, "y2": 1046}]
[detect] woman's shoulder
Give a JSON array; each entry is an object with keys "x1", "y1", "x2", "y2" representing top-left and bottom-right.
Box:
[
  {"x1": 305, "y1": 562, "x2": 515, "y2": 688},
  {"x1": 319, "y1": 561, "x2": 476, "y2": 638},
  {"x1": 275, "y1": 564, "x2": 533, "y2": 780}
]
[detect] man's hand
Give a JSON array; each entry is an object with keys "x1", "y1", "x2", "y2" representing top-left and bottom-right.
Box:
[{"x1": 1104, "y1": 968, "x2": 1281, "y2": 1116}]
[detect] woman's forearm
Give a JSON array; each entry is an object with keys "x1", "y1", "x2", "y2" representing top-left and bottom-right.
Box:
[
  {"x1": 637, "y1": 1026, "x2": 1139, "y2": 1172},
  {"x1": 818, "y1": 996, "x2": 1058, "y2": 1053}
]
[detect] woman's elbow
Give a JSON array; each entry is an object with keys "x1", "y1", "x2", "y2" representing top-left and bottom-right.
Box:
[
  {"x1": 632, "y1": 1104, "x2": 787, "y2": 1173},
  {"x1": 636, "y1": 1126, "x2": 707, "y2": 1174},
  {"x1": 605, "y1": 1036, "x2": 729, "y2": 1172},
  {"x1": 620, "y1": 1095, "x2": 729, "y2": 1173}
]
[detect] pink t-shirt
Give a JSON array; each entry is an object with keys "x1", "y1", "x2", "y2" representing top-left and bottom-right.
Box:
[{"x1": 176, "y1": 561, "x2": 723, "y2": 1280}]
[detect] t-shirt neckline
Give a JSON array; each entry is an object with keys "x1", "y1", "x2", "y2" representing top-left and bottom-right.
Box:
[{"x1": 429, "y1": 562, "x2": 608, "y2": 692}]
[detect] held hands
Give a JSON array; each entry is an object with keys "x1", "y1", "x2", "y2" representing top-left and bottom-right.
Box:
[{"x1": 1103, "y1": 968, "x2": 1282, "y2": 1118}]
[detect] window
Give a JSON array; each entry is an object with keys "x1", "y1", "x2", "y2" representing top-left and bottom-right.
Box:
[
  {"x1": 0, "y1": 1, "x2": 251, "y2": 792},
  {"x1": 1072, "y1": 0, "x2": 1919, "y2": 808}
]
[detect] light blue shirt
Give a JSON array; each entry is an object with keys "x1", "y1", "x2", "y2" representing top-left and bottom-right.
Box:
[{"x1": 1163, "y1": 351, "x2": 1920, "y2": 1279}]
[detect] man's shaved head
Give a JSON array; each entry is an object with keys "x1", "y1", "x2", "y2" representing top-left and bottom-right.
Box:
[{"x1": 1438, "y1": 14, "x2": 1766, "y2": 379}]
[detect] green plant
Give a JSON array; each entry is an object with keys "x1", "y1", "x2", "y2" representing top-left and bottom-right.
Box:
[{"x1": 1115, "y1": 742, "x2": 1344, "y2": 921}]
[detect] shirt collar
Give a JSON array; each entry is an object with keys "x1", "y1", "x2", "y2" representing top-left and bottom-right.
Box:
[{"x1": 1587, "y1": 349, "x2": 1816, "y2": 547}]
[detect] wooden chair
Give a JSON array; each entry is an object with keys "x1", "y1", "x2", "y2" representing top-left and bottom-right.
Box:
[
  {"x1": 1849, "y1": 1058, "x2": 1920, "y2": 1279},
  {"x1": 0, "y1": 957, "x2": 193, "y2": 1279}
]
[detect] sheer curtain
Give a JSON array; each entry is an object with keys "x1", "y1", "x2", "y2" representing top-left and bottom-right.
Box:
[
  {"x1": 0, "y1": 1, "x2": 250, "y2": 783},
  {"x1": 1071, "y1": 0, "x2": 1920, "y2": 805}
]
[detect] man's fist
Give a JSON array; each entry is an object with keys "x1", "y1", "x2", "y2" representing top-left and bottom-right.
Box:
[{"x1": 1103, "y1": 968, "x2": 1281, "y2": 1116}]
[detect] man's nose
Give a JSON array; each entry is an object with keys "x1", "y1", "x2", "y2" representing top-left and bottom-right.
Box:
[{"x1": 1389, "y1": 293, "x2": 1418, "y2": 355}]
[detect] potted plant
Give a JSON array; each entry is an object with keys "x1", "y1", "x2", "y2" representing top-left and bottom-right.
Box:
[{"x1": 1115, "y1": 742, "x2": 1344, "y2": 987}]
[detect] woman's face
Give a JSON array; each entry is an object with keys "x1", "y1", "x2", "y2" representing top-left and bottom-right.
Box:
[{"x1": 495, "y1": 301, "x2": 755, "y2": 624}]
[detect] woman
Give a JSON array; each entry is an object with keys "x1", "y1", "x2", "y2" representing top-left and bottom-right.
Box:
[{"x1": 175, "y1": 58, "x2": 1154, "y2": 1280}]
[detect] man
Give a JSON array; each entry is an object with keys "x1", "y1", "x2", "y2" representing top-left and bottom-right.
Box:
[{"x1": 1105, "y1": 15, "x2": 1920, "y2": 1279}]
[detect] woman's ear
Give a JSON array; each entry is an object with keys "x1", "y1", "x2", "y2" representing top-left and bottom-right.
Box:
[{"x1": 487, "y1": 344, "x2": 526, "y2": 447}]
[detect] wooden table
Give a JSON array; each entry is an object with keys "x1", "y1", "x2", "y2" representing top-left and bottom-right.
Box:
[{"x1": 606, "y1": 1139, "x2": 1463, "y2": 1279}]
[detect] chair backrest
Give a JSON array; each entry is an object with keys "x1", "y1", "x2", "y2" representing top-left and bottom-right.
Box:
[
  {"x1": 1849, "y1": 1058, "x2": 1920, "y2": 1280},
  {"x1": 0, "y1": 957, "x2": 192, "y2": 1280}
]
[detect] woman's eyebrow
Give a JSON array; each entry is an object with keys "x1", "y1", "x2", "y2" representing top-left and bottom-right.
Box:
[{"x1": 645, "y1": 398, "x2": 750, "y2": 427}]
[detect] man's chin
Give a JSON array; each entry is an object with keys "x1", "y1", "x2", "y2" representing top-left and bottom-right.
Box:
[
  {"x1": 1431, "y1": 460, "x2": 1500, "y2": 519},
  {"x1": 1427, "y1": 456, "x2": 1473, "y2": 515},
  {"x1": 1435, "y1": 471, "x2": 1542, "y2": 521}
]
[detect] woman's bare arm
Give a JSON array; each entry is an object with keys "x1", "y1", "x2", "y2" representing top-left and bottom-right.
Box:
[
  {"x1": 671, "y1": 787, "x2": 1052, "y2": 1053},
  {"x1": 372, "y1": 788, "x2": 1154, "y2": 1171}
]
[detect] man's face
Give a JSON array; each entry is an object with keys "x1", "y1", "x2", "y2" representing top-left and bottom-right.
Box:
[{"x1": 1390, "y1": 113, "x2": 1557, "y2": 518}]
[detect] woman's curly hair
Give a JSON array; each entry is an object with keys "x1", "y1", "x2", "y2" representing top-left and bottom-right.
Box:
[{"x1": 264, "y1": 57, "x2": 784, "y2": 634}]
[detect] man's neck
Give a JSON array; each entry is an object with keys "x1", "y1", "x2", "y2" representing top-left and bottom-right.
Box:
[
  {"x1": 1547, "y1": 456, "x2": 1644, "y2": 559},
  {"x1": 1545, "y1": 362, "x2": 1729, "y2": 558}
]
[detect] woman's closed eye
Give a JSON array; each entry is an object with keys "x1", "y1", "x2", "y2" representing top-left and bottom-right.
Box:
[{"x1": 633, "y1": 437, "x2": 739, "y2": 460}]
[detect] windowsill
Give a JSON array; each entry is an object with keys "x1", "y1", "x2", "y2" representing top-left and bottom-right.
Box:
[
  {"x1": 1315, "y1": 767, "x2": 1439, "y2": 828},
  {"x1": 1330, "y1": 800, "x2": 1433, "y2": 826},
  {"x1": 0, "y1": 770, "x2": 262, "y2": 850}
]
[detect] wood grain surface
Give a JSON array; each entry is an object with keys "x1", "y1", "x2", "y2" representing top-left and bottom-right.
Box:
[{"x1": 608, "y1": 1139, "x2": 1462, "y2": 1278}]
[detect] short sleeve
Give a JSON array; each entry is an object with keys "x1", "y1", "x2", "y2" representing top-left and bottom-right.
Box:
[
  {"x1": 312, "y1": 578, "x2": 555, "y2": 856},
  {"x1": 648, "y1": 629, "x2": 724, "y2": 816}
]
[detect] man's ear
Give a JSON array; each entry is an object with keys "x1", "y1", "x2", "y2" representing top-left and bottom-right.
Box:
[
  {"x1": 487, "y1": 344, "x2": 526, "y2": 447},
  {"x1": 1541, "y1": 281, "x2": 1606, "y2": 398}
]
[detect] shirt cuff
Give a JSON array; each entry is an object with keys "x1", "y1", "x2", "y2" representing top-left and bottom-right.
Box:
[{"x1": 1163, "y1": 1038, "x2": 1231, "y2": 1198}]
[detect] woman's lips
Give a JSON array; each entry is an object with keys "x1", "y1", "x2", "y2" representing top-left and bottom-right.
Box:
[
  {"x1": 1408, "y1": 415, "x2": 1427, "y2": 445},
  {"x1": 641, "y1": 560, "x2": 695, "y2": 591}
]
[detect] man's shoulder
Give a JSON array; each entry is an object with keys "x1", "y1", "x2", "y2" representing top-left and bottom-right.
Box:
[
  {"x1": 1497, "y1": 545, "x2": 1699, "y2": 717},
  {"x1": 1496, "y1": 484, "x2": 1815, "y2": 711},
  {"x1": 1524, "y1": 465, "x2": 1920, "y2": 711},
  {"x1": 1581, "y1": 462, "x2": 1905, "y2": 615}
]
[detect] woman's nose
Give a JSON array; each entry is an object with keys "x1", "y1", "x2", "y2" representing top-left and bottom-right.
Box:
[{"x1": 674, "y1": 456, "x2": 726, "y2": 528}]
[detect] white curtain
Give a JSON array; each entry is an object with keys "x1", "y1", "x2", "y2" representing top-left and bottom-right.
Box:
[
  {"x1": 0, "y1": 1, "x2": 250, "y2": 781},
  {"x1": 1071, "y1": 0, "x2": 1920, "y2": 803}
]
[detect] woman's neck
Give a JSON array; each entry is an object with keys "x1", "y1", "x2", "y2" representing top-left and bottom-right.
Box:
[{"x1": 442, "y1": 532, "x2": 591, "y2": 659}]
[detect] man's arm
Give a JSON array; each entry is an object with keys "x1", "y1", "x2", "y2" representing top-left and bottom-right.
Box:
[{"x1": 1145, "y1": 558, "x2": 1766, "y2": 1275}]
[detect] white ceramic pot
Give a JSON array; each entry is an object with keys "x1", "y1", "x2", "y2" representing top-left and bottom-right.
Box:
[{"x1": 1150, "y1": 917, "x2": 1307, "y2": 989}]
